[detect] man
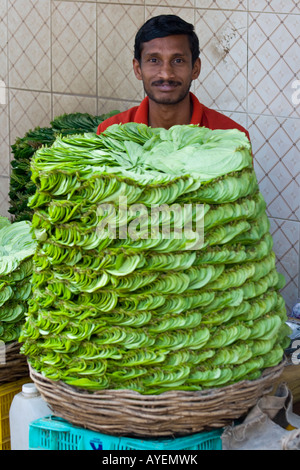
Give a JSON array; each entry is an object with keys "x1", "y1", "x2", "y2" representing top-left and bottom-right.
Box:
[{"x1": 97, "y1": 15, "x2": 250, "y2": 140}]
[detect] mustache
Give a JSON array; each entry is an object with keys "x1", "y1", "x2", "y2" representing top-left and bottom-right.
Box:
[{"x1": 151, "y1": 80, "x2": 182, "y2": 86}]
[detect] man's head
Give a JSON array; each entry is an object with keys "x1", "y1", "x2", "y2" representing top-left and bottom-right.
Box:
[
  {"x1": 133, "y1": 15, "x2": 201, "y2": 107},
  {"x1": 134, "y1": 15, "x2": 200, "y2": 66}
]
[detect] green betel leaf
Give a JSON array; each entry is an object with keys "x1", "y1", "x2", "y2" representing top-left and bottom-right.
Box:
[
  {"x1": 19, "y1": 124, "x2": 288, "y2": 393},
  {"x1": 0, "y1": 220, "x2": 36, "y2": 343},
  {"x1": 0, "y1": 286, "x2": 14, "y2": 306}
]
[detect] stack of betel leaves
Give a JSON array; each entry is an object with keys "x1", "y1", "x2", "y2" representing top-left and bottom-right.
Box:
[
  {"x1": 9, "y1": 111, "x2": 119, "y2": 222},
  {"x1": 19, "y1": 123, "x2": 291, "y2": 394},
  {"x1": 0, "y1": 216, "x2": 36, "y2": 343}
]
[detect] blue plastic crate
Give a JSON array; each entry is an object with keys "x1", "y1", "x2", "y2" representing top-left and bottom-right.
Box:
[
  {"x1": 115, "y1": 430, "x2": 223, "y2": 451},
  {"x1": 29, "y1": 416, "x2": 118, "y2": 450},
  {"x1": 29, "y1": 415, "x2": 222, "y2": 451}
]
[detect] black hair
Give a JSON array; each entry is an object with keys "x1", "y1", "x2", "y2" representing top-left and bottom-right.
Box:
[{"x1": 134, "y1": 15, "x2": 200, "y2": 65}]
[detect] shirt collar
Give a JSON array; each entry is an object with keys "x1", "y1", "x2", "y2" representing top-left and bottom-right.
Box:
[
  {"x1": 134, "y1": 96, "x2": 149, "y2": 124},
  {"x1": 134, "y1": 92, "x2": 203, "y2": 126},
  {"x1": 190, "y1": 92, "x2": 204, "y2": 125}
]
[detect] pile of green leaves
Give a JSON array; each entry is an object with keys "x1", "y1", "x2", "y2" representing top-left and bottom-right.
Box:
[
  {"x1": 0, "y1": 217, "x2": 37, "y2": 343},
  {"x1": 9, "y1": 111, "x2": 119, "y2": 222},
  {"x1": 20, "y1": 123, "x2": 290, "y2": 393}
]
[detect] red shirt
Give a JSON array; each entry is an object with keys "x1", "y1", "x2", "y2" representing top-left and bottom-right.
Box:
[{"x1": 97, "y1": 92, "x2": 250, "y2": 140}]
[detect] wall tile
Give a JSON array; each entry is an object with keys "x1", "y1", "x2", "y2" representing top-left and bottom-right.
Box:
[
  {"x1": 52, "y1": 1, "x2": 97, "y2": 95},
  {"x1": 249, "y1": 0, "x2": 300, "y2": 14},
  {"x1": 269, "y1": 218, "x2": 299, "y2": 312},
  {"x1": 97, "y1": 3, "x2": 145, "y2": 101},
  {"x1": 53, "y1": 94, "x2": 97, "y2": 119},
  {"x1": 99, "y1": 0, "x2": 144, "y2": 3},
  {"x1": 146, "y1": 0, "x2": 194, "y2": 7},
  {"x1": 7, "y1": 0, "x2": 51, "y2": 91},
  {"x1": 248, "y1": 12, "x2": 300, "y2": 118},
  {"x1": 249, "y1": 114, "x2": 300, "y2": 222},
  {"x1": 0, "y1": 177, "x2": 10, "y2": 219},
  {"x1": 57, "y1": 0, "x2": 144, "y2": 1},
  {"x1": 0, "y1": 103, "x2": 9, "y2": 177},
  {"x1": 9, "y1": 89, "x2": 52, "y2": 145},
  {"x1": 194, "y1": 9, "x2": 247, "y2": 112},
  {"x1": 0, "y1": 0, "x2": 8, "y2": 84},
  {"x1": 196, "y1": 0, "x2": 247, "y2": 10},
  {"x1": 145, "y1": 5, "x2": 194, "y2": 23},
  {"x1": 98, "y1": 98, "x2": 140, "y2": 116},
  {"x1": 0, "y1": 1, "x2": 8, "y2": 177}
]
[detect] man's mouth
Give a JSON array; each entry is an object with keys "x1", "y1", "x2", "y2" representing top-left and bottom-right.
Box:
[{"x1": 152, "y1": 80, "x2": 181, "y2": 91}]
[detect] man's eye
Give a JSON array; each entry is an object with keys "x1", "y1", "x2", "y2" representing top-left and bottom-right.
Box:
[{"x1": 174, "y1": 58, "x2": 183, "y2": 64}]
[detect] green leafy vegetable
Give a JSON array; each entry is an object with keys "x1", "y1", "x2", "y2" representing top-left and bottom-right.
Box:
[
  {"x1": 9, "y1": 110, "x2": 120, "y2": 221},
  {"x1": 0, "y1": 218, "x2": 37, "y2": 343},
  {"x1": 19, "y1": 123, "x2": 289, "y2": 393}
]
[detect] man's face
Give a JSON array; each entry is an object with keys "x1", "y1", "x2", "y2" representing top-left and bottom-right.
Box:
[{"x1": 133, "y1": 35, "x2": 201, "y2": 106}]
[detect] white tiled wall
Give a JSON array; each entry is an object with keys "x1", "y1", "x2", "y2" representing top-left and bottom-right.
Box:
[{"x1": 0, "y1": 0, "x2": 299, "y2": 311}]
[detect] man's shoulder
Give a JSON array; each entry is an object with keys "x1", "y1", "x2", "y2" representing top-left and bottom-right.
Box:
[
  {"x1": 97, "y1": 106, "x2": 139, "y2": 134},
  {"x1": 201, "y1": 104, "x2": 250, "y2": 139}
]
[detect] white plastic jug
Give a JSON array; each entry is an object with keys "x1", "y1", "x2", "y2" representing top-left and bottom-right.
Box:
[{"x1": 9, "y1": 382, "x2": 51, "y2": 450}]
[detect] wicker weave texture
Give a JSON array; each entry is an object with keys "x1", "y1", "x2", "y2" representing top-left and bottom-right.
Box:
[
  {"x1": 30, "y1": 361, "x2": 285, "y2": 437},
  {"x1": 0, "y1": 342, "x2": 29, "y2": 385}
]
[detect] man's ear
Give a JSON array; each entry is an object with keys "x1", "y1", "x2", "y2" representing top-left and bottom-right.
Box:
[
  {"x1": 133, "y1": 58, "x2": 143, "y2": 81},
  {"x1": 192, "y1": 58, "x2": 201, "y2": 81}
]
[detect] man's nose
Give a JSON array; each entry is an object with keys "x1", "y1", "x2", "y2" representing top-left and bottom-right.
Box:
[{"x1": 158, "y1": 61, "x2": 175, "y2": 80}]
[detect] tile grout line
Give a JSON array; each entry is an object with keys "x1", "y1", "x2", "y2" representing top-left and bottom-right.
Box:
[
  {"x1": 96, "y1": 1, "x2": 99, "y2": 115},
  {"x1": 246, "y1": 0, "x2": 249, "y2": 130},
  {"x1": 50, "y1": 0, "x2": 53, "y2": 122},
  {"x1": 6, "y1": 0, "x2": 12, "y2": 177}
]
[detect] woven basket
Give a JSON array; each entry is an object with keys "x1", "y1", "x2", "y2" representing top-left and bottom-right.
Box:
[
  {"x1": 29, "y1": 360, "x2": 285, "y2": 437},
  {"x1": 0, "y1": 341, "x2": 29, "y2": 384}
]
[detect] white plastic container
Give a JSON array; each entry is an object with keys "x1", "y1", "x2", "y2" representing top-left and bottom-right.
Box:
[{"x1": 9, "y1": 382, "x2": 51, "y2": 450}]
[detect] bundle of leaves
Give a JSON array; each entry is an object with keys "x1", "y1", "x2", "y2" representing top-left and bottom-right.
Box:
[
  {"x1": 20, "y1": 123, "x2": 290, "y2": 393},
  {"x1": 9, "y1": 111, "x2": 119, "y2": 222},
  {"x1": 0, "y1": 217, "x2": 37, "y2": 343}
]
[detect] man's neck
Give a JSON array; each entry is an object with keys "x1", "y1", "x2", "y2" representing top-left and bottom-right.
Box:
[{"x1": 148, "y1": 94, "x2": 193, "y2": 129}]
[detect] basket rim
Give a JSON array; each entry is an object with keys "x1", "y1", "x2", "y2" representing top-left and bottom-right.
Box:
[
  {"x1": 28, "y1": 360, "x2": 286, "y2": 436},
  {"x1": 29, "y1": 359, "x2": 286, "y2": 400}
]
